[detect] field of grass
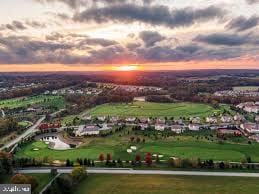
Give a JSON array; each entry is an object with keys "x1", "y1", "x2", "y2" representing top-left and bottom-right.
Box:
[
  {"x1": 18, "y1": 121, "x2": 33, "y2": 128},
  {"x1": 75, "y1": 174, "x2": 259, "y2": 194},
  {"x1": 0, "y1": 95, "x2": 66, "y2": 110},
  {"x1": 16, "y1": 129, "x2": 259, "y2": 162},
  {"x1": 89, "y1": 102, "x2": 228, "y2": 118},
  {"x1": 0, "y1": 174, "x2": 52, "y2": 193}
]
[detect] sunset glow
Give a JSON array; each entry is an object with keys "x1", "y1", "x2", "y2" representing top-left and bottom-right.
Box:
[
  {"x1": 113, "y1": 65, "x2": 140, "y2": 71},
  {"x1": 0, "y1": 0, "x2": 258, "y2": 72}
]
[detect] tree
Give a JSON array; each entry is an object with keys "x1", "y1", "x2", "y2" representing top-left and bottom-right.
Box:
[
  {"x1": 106, "y1": 153, "x2": 111, "y2": 161},
  {"x1": 11, "y1": 174, "x2": 39, "y2": 192},
  {"x1": 99, "y1": 154, "x2": 104, "y2": 162},
  {"x1": 135, "y1": 154, "x2": 141, "y2": 162},
  {"x1": 145, "y1": 153, "x2": 152, "y2": 167},
  {"x1": 71, "y1": 166, "x2": 86, "y2": 183}
]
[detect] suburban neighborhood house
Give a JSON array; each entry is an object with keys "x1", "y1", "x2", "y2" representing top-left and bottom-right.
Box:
[
  {"x1": 75, "y1": 124, "x2": 111, "y2": 136},
  {"x1": 240, "y1": 123, "x2": 259, "y2": 134}
]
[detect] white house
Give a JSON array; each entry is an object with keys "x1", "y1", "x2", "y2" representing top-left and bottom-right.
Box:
[
  {"x1": 125, "y1": 117, "x2": 136, "y2": 123},
  {"x1": 75, "y1": 125, "x2": 100, "y2": 136},
  {"x1": 97, "y1": 116, "x2": 106, "y2": 122},
  {"x1": 171, "y1": 125, "x2": 184, "y2": 134},
  {"x1": 155, "y1": 124, "x2": 165, "y2": 131},
  {"x1": 206, "y1": 117, "x2": 217, "y2": 124},
  {"x1": 191, "y1": 117, "x2": 201, "y2": 124},
  {"x1": 244, "y1": 106, "x2": 259, "y2": 114},
  {"x1": 234, "y1": 114, "x2": 244, "y2": 121},
  {"x1": 240, "y1": 123, "x2": 259, "y2": 134},
  {"x1": 221, "y1": 116, "x2": 233, "y2": 123},
  {"x1": 188, "y1": 124, "x2": 200, "y2": 131}
]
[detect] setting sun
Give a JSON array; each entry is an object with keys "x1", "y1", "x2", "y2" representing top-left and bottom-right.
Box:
[{"x1": 113, "y1": 65, "x2": 140, "y2": 71}]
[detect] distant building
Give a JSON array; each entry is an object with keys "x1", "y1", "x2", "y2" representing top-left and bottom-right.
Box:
[
  {"x1": 125, "y1": 117, "x2": 136, "y2": 123},
  {"x1": 221, "y1": 116, "x2": 233, "y2": 123},
  {"x1": 191, "y1": 117, "x2": 201, "y2": 124},
  {"x1": 218, "y1": 128, "x2": 242, "y2": 136},
  {"x1": 156, "y1": 118, "x2": 166, "y2": 124},
  {"x1": 243, "y1": 106, "x2": 259, "y2": 114},
  {"x1": 75, "y1": 125, "x2": 100, "y2": 136},
  {"x1": 155, "y1": 124, "x2": 165, "y2": 131},
  {"x1": 206, "y1": 117, "x2": 217, "y2": 124},
  {"x1": 97, "y1": 116, "x2": 106, "y2": 122},
  {"x1": 234, "y1": 114, "x2": 244, "y2": 122},
  {"x1": 75, "y1": 124, "x2": 111, "y2": 136},
  {"x1": 188, "y1": 124, "x2": 200, "y2": 131},
  {"x1": 171, "y1": 125, "x2": 184, "y2": 134},
  {"x1": 240, "y1": 123, "x2": 259, "y2": 134}
]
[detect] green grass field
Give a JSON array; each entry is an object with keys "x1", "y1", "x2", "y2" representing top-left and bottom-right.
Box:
[
  {"x1": 89, "y1": 102, "x2": 228, "y2": 118},
  {"x1": 16, "y1": 131, "x2": 259, "y2": 162},
  {"x1": 75, "y1": 174, "x2": 259, "y2": 194},
  {"x1": 0, "y1": 95, "x2": 66, "y2": 110},
  {"x1": 0, "y1": 174, "x2": 52, "y2": 193}
]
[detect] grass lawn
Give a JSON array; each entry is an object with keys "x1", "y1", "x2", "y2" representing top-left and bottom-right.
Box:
[
  {"x1": 0, "y1": 95, "x2": 66, "y2": 110},
  {"x1": 74, "y1": 174, "x2": 259, "y2": 194},
  {"x1": 16, "y1": 132, "x2": 259, "y2": 162},
  {"x1": 89, "y1": 102, "x2": 229, "y2": 118},
  {"x1": 0, "y1": 173, "x2": 52, "y2": 193}
]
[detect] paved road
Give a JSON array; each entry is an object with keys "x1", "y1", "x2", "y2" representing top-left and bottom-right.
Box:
[
  {"x1": 16, "y1": 167, "x2": 259, "y2": 177},
  {"x1": 0, "y1": 116, "x2": 45, "y2": 151}
]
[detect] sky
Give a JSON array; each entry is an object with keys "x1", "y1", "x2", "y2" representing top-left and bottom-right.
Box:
[{"x1": 0, "y1": 0, "x2": 258, "y2": 72}]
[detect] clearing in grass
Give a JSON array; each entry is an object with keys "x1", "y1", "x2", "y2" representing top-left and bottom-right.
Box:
[{"x1": 89, "y1": 102, "x2": 230, "y2": 118}]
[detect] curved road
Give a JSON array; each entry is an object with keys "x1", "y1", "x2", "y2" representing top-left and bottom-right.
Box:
[
  {"x1": 0, "y1": 116, "x2": 45, "y2": 151},
  {"x1": 16, "y1": 167, "x2": 259, "y2": 177}
]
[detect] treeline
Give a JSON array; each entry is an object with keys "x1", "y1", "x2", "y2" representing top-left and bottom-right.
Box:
[
  {"x1": 43, "y1": 167, "x2": 87, "y2": 194},
  {"x1": 0, "y1": 117, "x2": 20, "y2": 137}
]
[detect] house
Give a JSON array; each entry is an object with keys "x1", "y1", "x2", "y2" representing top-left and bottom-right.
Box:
[
  {"x1": 75, "y1": 125, "x2": 100, "y2": 136},
  {"x1": 76, "y1": 90, "x2": 84, "y2": 94},
  {"x1": 125, "y1": 117, "x2": 136, "y2": 123},
  {"x1": 156, "y1": 118, "x2": 166, "y2": 124},
  {"x1": 148, "y1": 118, "x2": 154, "y2": 124},
  {"x1": 52, "y1": 90, "x2": 58, "y2": 95},
  {"x1": 218, "y1": 128, "x2": 242, "y2": 136},
  {"x1": 221, "y1": 116, "x2": 233, "y2": 123},
  {"x1": 139, "y1": 118, "x2": 148, "y2": 124},
  {"x1": 191, "y1": 117, "x2": 201, "y2": 124},
  {"x1": 84, "y1": 115, "x2": 92, "y2": 121},
  {"x1": 155, "y1": 124, "x2": 165, "y2": 131},
  {"x1": 206, "y1": 117, "x2": 217, "y2": 124},
  {"x1": 97, "y1": 116, "x2": 106, "y2": 122},
  {"x1": 255, "y1": 116, "x2": 259, "y2": 123},
  {"x1": 171, "y1": 125, "x2": 184, "y2": 134},
  {"x1": 110, "y1": 116, "x2": 119, "y2": 123},
  {"x1": 44, "y1": 90, "x2": 50, "y2": 95},
  {"x1": 240, "y1": 123, "x2": 259, "y2": 134},
  {"x1": 188, "y1": 124, "x2": 200, "y2": 131},
  {"x1": 243, "y1": 106, "x2": 259, "y2": 113},
  {"x1": 234, "y1": 114, "x2": 244, "y2": 121},
  {"x1": 139, "y1": 124, "x2": 148, "y2": 130}
]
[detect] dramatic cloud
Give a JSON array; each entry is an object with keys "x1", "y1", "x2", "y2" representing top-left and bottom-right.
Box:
[
  {"x1": 74, "y1": 4, "x2": 226, "y2": 29},
  {"x1": 0, "y1": 20, "x2": 47, "y2": 32},
  {"x1": 194, "y1": 33, "x2": 259, "y2": 46},
  {"x1": 0, "y1": 21, "x2": 27, "y2": 31},
  {"x1": 0, "y1": 32, "x2": 256, "y2": 65},
  {"x1": 139, "y1": 31, "x2": 165, "y2": 47},
  {"x1": 35, "y1": 0, "x2": 152, "y2": 9},
  {"x1": 226, "y1": 15, "x2": 259, "y2": 31}
]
